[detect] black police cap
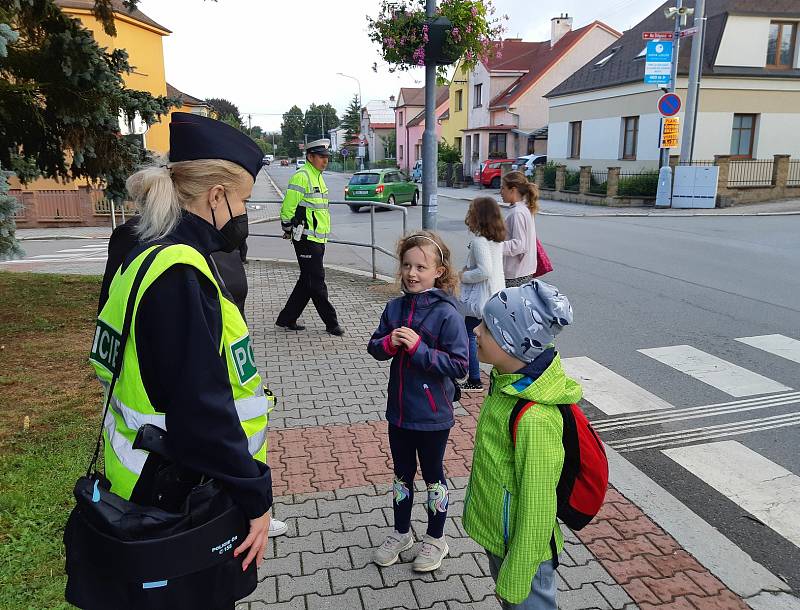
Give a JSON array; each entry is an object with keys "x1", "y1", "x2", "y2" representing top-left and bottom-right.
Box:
[{"x1": 169, "y1": 112, "x2": 264, "y2": 180}]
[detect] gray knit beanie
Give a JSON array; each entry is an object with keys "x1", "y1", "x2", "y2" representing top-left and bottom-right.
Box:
[{"x1": 482, "y1": 280, "x2": 573, "y2": 363}]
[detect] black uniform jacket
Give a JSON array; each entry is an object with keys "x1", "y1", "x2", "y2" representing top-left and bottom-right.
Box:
[{"x1": 99, "y1": 211, "x2": 271, "y2": 519}]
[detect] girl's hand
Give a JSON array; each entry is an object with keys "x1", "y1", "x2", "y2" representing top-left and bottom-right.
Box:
[
  {"x1": 395, "y1": 327, "x2": 420, "y2": 349},
  {"x1": 389, "y1": 329, "x2": 403, "y2": 347}
]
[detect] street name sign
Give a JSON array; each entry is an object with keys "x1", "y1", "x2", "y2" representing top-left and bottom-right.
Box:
[
  {"x1": 658, "y1": 93, "x2": 682, "y2": 117},
  {"x1": 661, "y1": 117, "x2": 680, "y2": 148},
  {"x1": 643, "y1": 31, "x2": 675, "y2": 40},
  {"x1": 645, "y1": 41, "x2": 673, "y2": 85}
]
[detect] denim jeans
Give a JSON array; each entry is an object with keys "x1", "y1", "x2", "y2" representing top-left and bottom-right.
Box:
[
  {"x1": 486, "y1": 552, "x2": 558, "y2": 610},
  {"x1": 464, "y1": 316, "x2": 482, "y2": 382}
]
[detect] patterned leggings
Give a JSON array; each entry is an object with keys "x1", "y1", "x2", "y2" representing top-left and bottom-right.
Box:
[
  {"x1": 505, "y1": 274, "x2": 536, "y2": 288},
  {"x1": 388, "y1": 423, "x2": 450, "y2": 539}
]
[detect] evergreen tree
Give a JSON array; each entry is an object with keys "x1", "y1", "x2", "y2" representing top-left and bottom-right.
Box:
[
  {"x1": 304, "y1": 103, "x2": 339, "y2": 141},
  {"x1": 206, "y1": 97, "x2": 242, "y2": 126},
  {"x1": 0, "y1": 163, "x2": 22, "y2": 261},
  {"x1": 341, "y1": 95, "x2": 362, "y2": 141}
]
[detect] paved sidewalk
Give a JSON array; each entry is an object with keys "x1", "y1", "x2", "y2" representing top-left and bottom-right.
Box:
[{"x1": 240, "y1": 260, "x2": 787, "y2": 610}]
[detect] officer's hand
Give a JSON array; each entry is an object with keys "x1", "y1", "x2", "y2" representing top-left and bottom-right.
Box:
[
  {"x1": 282, "y1": 231, "x2": 292, "y2": 240},
  {"x1": 234, "y1": 511, "x2": 271, "y2": 571}
]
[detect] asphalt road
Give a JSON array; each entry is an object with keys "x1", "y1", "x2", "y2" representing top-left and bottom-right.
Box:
[{"x1": 259, "y1": 165, "x2": 800, "y2": 588}]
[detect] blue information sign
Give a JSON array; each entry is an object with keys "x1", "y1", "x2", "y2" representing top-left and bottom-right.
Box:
[
  {"x1": 644, "y1": 40, "x2": 673, "y2": 85},
  {"x1": 341, "y1": 148, "x2": 349, "y2": 157}
]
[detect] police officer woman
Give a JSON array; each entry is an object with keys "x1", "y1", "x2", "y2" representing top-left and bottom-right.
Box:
[{"x1": 75, "y1": 113, "x2": 273, "y2": 608}]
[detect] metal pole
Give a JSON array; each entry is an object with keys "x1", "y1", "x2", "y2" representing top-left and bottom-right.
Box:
[
  {"x1": 659, "y1": 0, "x2": 683, "y2": 169},
  {"x1": 110, "y1": 199, "x2": 117, "y2": 230},
  {"x1": 370, "y1": 203, "x2": 376, "y2": 279},
  {"x1": 680, "y1": 0, "x2": 706, "y2": 163},
  {"x1": 120, "y1": 198, "x2": 126, "y2": 223},
  {"x1": 421, "y1": 0, "x2": 438, "y2": 230}
]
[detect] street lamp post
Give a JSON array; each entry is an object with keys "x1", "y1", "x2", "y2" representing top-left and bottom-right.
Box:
[
  {"x1": 421, "y1": 0, "x2": 438, "y2": 230},
  {"x1": 337, "y1": 72, "x2": 363, "y2": 169}
]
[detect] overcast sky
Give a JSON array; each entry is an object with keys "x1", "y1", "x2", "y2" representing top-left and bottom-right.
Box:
[{"x1": 137, "y1": 0, "x2": 661, "y2": 132}]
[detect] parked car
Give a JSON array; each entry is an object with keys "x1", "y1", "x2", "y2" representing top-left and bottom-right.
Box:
[
  {"x1": 474, "y1": 159, "x2": 517, "y2": 188},
  {"x1": 344, "y1": 169, "x2": 419, "y2": 212},
  {"x1": 295, "y1": 158, "x2": 306, "y2": 169},
  {"x1": 262, "y1": 155, "x2": 271, "y2": 166},
  {"x1": 411, "y1": 159, "x2": 423, "y2": 183},
  {"x1": 280, "y1": 159, "x2": 289, "y2": 166},
  {"x1": 512, "y1": 154, "x2": 547, "y2": 177}
]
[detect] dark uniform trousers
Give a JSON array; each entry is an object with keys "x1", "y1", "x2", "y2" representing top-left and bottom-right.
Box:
[{"x1": 277, "y1": 238, "x2": 339, "y2": 329}]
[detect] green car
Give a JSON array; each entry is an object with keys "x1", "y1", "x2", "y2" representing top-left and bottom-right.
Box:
[{"x1": 345, "y1": 169, "x2": 419, "y2": 212}]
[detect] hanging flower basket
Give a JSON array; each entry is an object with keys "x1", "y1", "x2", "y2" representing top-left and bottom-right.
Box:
[{"x1": 368, "y1": 0, "x2": 507, "y2": 79}]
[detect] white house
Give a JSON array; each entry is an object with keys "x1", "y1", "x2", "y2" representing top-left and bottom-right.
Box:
[{"x1": 546, "y1": 0, "x2": 800, "y2": 170}]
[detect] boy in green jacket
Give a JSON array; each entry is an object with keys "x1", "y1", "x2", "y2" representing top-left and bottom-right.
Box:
[{"x1": 462, "y1": 280, "x2": 580, "y2": 608}]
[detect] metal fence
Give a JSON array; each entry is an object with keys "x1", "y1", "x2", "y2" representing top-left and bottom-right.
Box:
[
  {"x1": 247, "y1": 199, "x2": 408, "y2": 279},
  {"x1": 589, "y1": 170, "x2": 608, "y2": 195},
  {"x1": 788, "y1": 160, "x2": 800, "y2": 187},
  {"x1": 617, "y1": 171, "x2": 659, "y2": 198},
  {"x1": 678, "y1": 160, "x2": 715, "y2": 166},
  {"x1": 728, "y1": 159, "x2": 774, "y2": 187}
]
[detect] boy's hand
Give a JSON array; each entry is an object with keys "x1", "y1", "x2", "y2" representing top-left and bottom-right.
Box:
[{"x1": 394, "y1": 327, "x2": 420, "y2": 349}]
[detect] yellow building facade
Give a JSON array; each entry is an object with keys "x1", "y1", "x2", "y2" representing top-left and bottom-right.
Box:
[{"x1": 440, "y1": 60, "x2": 470, "y2": 157}]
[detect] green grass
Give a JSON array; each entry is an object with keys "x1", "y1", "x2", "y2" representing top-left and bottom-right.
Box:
[{"x1": 0, "y1": 272, "x2": 103, "y2": 609}]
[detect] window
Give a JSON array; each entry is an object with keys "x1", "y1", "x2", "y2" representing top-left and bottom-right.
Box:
[
  {"x1": 454, "y1": 136, "x2": 462, "y2": 152},
  {"x1": 474, "y1": 84, "x2": 483, "y2": 107},
  {"x1": 399, "y1": 144, "x2": 404, "y2": 160},
  {"x1": 731, "y1": 114, "x2": 757, "y2": 158},
  {"x1": 415, "y1": 144, "x2": 421, "y2": 159},
  {"x1": 594, "y1": 47, "x2": 620, "y2": 68},
  {"x1": 488, "y1": 133, "x2": 507, "y2": 158},
  {"x1": 767, "y1": 21, "x2": 797, "y2": 68},
  {"x1": 455, "y1": 89, "x2": 463, "y2": 111},
  {"x1": 398, "y1": 112, "x2": 404, "y2": 126},
  {"x1": 622, "y1": 116, "x2": 639, "y2": 160},
  {"x1": 568, "y1": 121, "x2": 582, "y2": 159}
]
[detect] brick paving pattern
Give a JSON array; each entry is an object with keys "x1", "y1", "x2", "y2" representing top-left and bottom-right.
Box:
[{"x1": 236, "y1": 260, "x2": 751, "y2": 609}]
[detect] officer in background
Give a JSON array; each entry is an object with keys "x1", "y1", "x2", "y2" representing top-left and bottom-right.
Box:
[
  {"x1": 275, "y1": 139, "x2": 344, "y2": 336},
  {"x1": 74, "y1": 113, "x2": 273, "y2": 609}
]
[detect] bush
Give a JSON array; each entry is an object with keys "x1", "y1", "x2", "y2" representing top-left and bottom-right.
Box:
[
  {"x1": 563, "y1": 170, "x2": 580, "y2": 192},
  {"x1": 618, "y1": 171, "x2": 659, "y2": 197},
  {"x1": 542, "y1": 162, "x2": 557, "y2": 189}
]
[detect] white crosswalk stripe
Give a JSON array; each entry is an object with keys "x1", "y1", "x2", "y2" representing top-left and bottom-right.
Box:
[
  {"x1": 0, "y1": 240, "x2": 109, "y2": 265},
  {"x1": 638, "y1": 344, "x2": 792, "y2": 397},
  {"x1": 662, "y1": 441, "x2": 800, "y2": 548},
  {"x1": 736, "y1": 334, "x2": 800, "y2": 365},
  {"x1": 562, "y1": 356, "x2": 673, "y2": 415}
]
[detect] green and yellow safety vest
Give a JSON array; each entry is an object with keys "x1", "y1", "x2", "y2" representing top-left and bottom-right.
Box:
[
  {"x1": 280, "y1": 162, "x2": 330, "y2": 243},
  {"x1": 89, "y1": 244, "x2": 270, "y2": 501}
]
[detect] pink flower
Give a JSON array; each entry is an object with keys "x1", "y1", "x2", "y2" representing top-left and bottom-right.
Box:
[
  {"x1": 471, "y1": 6, "x2": 478, "y2": 16},
  {"x1": 385, "y1": 37, "x2": 396, "y2": 49}
]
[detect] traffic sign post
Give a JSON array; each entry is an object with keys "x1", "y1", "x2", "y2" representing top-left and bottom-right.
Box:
[
  {"x1": 661, "y1": 117, "x2": 680, "y2": 149},
  {"x1": 658, "y1": 93, "x2": 682, "y2": 117},
  {"x1": 644, "y1": 41, "x2": 673, "y2": 85}
]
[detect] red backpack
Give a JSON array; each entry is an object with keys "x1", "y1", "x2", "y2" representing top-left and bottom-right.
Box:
[{"x1": 509, "y1": 400, "x2": 608, "y2": 532}]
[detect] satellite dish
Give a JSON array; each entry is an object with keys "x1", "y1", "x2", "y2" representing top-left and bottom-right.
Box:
[{"x1": 118, "y1": 110, "x2": 149, "y2": 136}]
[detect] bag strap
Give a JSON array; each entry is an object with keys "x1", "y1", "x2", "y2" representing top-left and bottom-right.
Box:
[{"x1": 86, "y1": 245, "x2": 167, "y2": 476}]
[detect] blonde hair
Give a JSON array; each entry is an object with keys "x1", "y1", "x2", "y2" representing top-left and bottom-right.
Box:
[
  {"x1": 396, "y1": 231, "x2": 458, "y2": 294},
  {"x1": 126, "y1": 158, "x2": 252, "y2": 241},
  {"x1": 502, "y1": 170, "x2": 539, "y2": 214}
]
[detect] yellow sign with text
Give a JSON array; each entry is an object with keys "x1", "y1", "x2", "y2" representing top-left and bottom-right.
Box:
[{"x1": 661, "y1": 117, "x2": 680, "y2": 149}]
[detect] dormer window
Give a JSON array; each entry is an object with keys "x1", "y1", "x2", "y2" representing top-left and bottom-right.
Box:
[
  {"x1": 594, "y1": 47, "x2": 620, "y2": 68},
  {"x1": 767, "y1": 21, "x2": 797, "y2": 68},
  {"x1": 636, "y1": 46, "x2": 647, "y2": 59}
]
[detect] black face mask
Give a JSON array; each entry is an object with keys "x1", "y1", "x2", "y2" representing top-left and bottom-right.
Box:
[{"x1": 211, "y1": 192, "x2": 249, "y2": 253}]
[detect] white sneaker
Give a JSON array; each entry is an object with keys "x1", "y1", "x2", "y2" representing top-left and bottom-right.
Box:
[
  {"x1": 268, "y1": 516, "x2": 288, "y2": 537},
  {"x1": 373, "y1": 530, "x2": 414, "y2": 567},
  {"x1": 412, "y1": 534, "x2": 448, "y2": 572}
]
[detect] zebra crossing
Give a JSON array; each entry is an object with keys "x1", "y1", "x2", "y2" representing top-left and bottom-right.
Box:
[
  {"x1": 565, "y1": 333, "x2": 800, "y2": 550},
  {"x1": 1, "y1": 240, "x2": 108, "y2": 265}
]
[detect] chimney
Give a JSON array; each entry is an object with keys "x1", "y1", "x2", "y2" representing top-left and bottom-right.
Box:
[{"x1": 551, "y1": 13, "x2": 573, "y2": 47}]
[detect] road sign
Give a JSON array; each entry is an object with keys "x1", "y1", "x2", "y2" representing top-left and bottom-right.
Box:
[
  {"x1": 645, "y1": 40, "x2": 673, "y2": 85},
  {"x1": 643, "y1": 31, "x2": 675, "y2": 40},
  {"x1": 661, "y1": 117, "x2": 680, "y2": 148},
  {"x1": 658, "y1": 93, "x2": 682, "y2": 117},
  {"x1": 680, "y1": 26, "x2": 698, "y2": 38},
  {"x1": 341, "y1": 148, "x2": 349, "y2": 157}
]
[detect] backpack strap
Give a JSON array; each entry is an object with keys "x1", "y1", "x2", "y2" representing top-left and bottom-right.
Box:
[{"x1": 508, "y1": 397, "x2": 563, "y2": 568}]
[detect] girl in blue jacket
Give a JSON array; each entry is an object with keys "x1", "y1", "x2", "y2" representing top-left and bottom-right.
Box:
[{"x1": 368, "y1": 231, "x2": 469, "y2": 573}]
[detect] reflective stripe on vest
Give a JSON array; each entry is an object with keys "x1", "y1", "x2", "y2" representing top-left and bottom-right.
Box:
[
  {"x1": 91, "y1": 244, "x2": 270, "y2": 500},
  {"x1": 302, "y1": 228, "x2": 330, "y2": 239}
]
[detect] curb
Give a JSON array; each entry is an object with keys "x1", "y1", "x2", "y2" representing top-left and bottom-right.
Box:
[
  {"x1": 18, "y1": 234, "x2": 109, "y2": 241},
  {"x1": 266, "y1": 171, "x2": 284, "y2": 199},
  {"x1": 247, "y1": 256, "x2": 395, "y2": 283},
  {"x1": 606, "y1": 446, "x2": 798, "y2": 605},
  {"x1": 436, "y1": 192, "x2": 800, "y2": 217}
]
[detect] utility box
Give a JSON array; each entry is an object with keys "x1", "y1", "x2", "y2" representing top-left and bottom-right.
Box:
[{"x1": 672, "y1": 166, "x2": 719, "y2": 209}]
